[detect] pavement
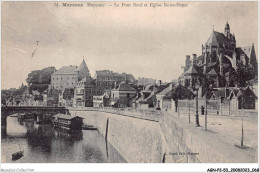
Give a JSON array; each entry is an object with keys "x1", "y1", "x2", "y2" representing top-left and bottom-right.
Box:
[{"x1": 165, "y1": 108, "x2": 258, "y2": 151}]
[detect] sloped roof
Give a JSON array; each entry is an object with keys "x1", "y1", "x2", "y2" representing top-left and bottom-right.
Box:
[
  {"x1": 53, "y1": 65, "x2": 78, "y2": 75},
  {"x1": 184, "y1": 66, "x2": 198, "y2": 76},
  {"x1": 156, "y1": 83, "x2": 171, "y2": 94},
  {"x1": 207, "y1": 68, "x2": 218, "y2": 76},
  {"x1": 143, "y1": 85, "x2": 154, "y2": 92},
  {"x1": 240, "y1": 46, "x2": 252, "y2": 58},
  {"x1": 156, "y1": 83, "x2": 172, "y2": 95},
  {"x1": 206, "y1": 31, "x2": 232, "y2": 48},
  {"x1": 96, "y1": 70, "x2": 113, "y2": 75},
  {"x1": 236, "y1": 45, "x2": 253, "y2": 63},
  {"x1": 79, "y1": 59, "x2": 89, "y2": 73},
  {"x1": 114, "y1": 83, "x2": 136, "y2": 91},
  {"x1": 237, "y1": 86, "x2": 257, "y2": 99},
  {"x1": 32, "y1": 90, "x2": 40, "y2": 96},
  {"x1": 78, "y1": 59, "x2": 90, "y2": 79}
]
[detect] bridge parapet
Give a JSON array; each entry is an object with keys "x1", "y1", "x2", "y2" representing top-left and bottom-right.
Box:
[{"x1": 1, "y1": 106, "x2": 68, "y2": 126}]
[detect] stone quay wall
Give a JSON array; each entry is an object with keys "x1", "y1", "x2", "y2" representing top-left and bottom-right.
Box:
[
  {"x1": 69, "y1": 108, "x2": 256, "y2": 163},
  {"x1": 69, "y1": 108, "x2": 170, "y2": 163}
]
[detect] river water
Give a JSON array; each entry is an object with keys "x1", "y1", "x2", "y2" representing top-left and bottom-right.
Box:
[{"x1": 1, "y1": 116, "x2": 126, "y2": 163}]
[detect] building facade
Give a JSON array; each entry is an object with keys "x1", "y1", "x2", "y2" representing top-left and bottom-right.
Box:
[
  {"x1": 51, "y1": 59, "x2": 90, "y2": 90},
  {"x1": 74, "y1": 76, "x2": 96, "y2": 107},
  {"x1": 95, "y1": 70, "x2": 127, "y2": 95},
  {"x1": 111, "y1": 83, "x2": 137, "y2": 108}
]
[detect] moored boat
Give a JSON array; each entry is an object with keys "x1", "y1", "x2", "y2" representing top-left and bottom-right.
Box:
[
  {"x1": 52, "y1": 113, "x2": 83, "y2": 131},
  {"x1": 12, "y1": 151, "x2": 24, "y2": 161}
]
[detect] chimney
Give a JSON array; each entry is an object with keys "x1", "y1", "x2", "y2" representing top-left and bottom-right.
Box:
[
  {"x1": 192, "y1": 54, "x2": 197, "y2": 65},
  {"x1": 158, "y1": 80, "x2": 162, "y2": 86},
  {"x1": 185, "y1": 55, "x2": 191, "y2": 69}
]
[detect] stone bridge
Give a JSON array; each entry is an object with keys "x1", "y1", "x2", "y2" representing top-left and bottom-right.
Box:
[{"x1": 1, "y1": 106, "x2": 68, "y2": 126}]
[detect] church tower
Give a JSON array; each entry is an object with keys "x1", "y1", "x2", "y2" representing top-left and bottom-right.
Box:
[{"x1": 225, "y1": 21, "x2": 230, "y2": 38}]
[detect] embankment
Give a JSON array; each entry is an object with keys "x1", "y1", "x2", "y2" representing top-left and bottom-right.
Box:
[
  {"x1": 69, "y1": 109, "x2": 171, "y2": 163},
  {"x1": 69, "y1": 108, "x2": 257, "y2": 163}
]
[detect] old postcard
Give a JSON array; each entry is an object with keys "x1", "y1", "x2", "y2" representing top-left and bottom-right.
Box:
[{"x1": 1, "y1": 1, "x2": 259, "y2": 172}]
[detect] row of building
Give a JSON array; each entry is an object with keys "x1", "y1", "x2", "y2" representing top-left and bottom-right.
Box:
[{"x1": 6, "y1": 22, "x2": 258, "y2": 114}]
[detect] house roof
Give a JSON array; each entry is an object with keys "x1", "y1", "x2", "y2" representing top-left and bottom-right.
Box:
[
  {"x1": 211, "y1": 90, "x2": 225, "y2": 99},
  {"x1": 156, "y1": 83, "x2": 172, "y2": 95},
  {"x1": 155, "y1": 83, "x2": 171, "y2": 94},
  {"x1": 114, "y1": 83, "x2": 136, "y2": 91},
  {"x1": 236, "y1": 86, "x2": 258, "y2": 99},
  {"x1": 32, "y1": 90, "x2": 40, "y2": 96},
  {"x1": 184, "y1": 66, "x2": 198, "y2": 76},
  {"x1": 53, "y1": 113, "x2": 83, "y2": 120},
  {"x1": 207, "y1": 68, "x2": 218, "y2": 76},
  {"x1": 53, "y1": 65, "x2": 78, "y2": 75}
]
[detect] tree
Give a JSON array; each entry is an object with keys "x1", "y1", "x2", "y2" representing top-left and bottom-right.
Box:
[
  {"x1": 231, "y1": 62, "x2": 255, "y2": 87},
  {"x1": 26, "y1": 67, "x2": 56, "y2": 94}
]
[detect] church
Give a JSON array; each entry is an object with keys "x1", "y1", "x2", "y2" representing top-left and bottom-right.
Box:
[{"x1": 179, "y1": 22, "x2": 257, "y2": 90}]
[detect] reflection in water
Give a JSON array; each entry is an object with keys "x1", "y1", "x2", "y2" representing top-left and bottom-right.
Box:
[{"x1": 1, "y1": 116, "x2": 126, "y2": 163}]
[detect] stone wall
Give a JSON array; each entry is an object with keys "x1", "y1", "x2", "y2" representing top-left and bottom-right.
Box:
[
  {"x1": 69, "y1": 108, "x2": 257, "y2": 163},
  {"x1": 163, "y1": 112, "x2": 257, "y2": 163},
  {"x1": 69, "y1": 109, "x2": 169, "y2": 163}
]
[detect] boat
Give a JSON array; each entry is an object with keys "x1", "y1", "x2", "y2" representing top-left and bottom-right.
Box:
[
  {"x1": 52, "y1": 113, "x2": 83, "y2": 131},
  {"x1": 82, "y1": 124, "x2": 97, "y2": 130},
  {"x1": 12, "y1": 151, "x2": 24, "y2": 161},
  {"x1": 12, "y1": 144, "x2": 24, "y2": 161}
]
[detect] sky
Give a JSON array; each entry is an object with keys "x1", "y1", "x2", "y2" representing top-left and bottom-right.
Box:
[{"x1": 1, "y1": 1, "x2": 258, "y2": 89}]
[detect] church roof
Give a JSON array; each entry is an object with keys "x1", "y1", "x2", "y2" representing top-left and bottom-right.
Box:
[
  {"x1": 237, "y1": 46, "x2": 253, "y2": 58},
  {"x1": 206, "y1": 31, "x2": 232, "y2": 48},
  {"x1": 184, "y1": 66, "x2": 198, "y2": 76}
]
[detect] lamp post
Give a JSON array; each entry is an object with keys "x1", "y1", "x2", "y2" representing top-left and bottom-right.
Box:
[
  {"x1": 205, "y1": 84, "x2": 213, "y2": 131},
  {"x1": 241, "y1": 89, "x2": 244, "y2": 148},
  {"x1": 188, "y1": 97, "x2": 190, "y2": 124},
  {"x1": 195, "y1": 83, "x2": 200, "y2": 127}
]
